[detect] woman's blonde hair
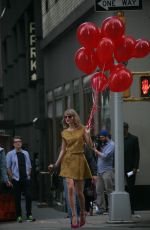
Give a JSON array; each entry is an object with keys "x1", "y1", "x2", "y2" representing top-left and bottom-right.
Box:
[{"x1": 62, "y1": 109, "x2": 82, "y2": 129}]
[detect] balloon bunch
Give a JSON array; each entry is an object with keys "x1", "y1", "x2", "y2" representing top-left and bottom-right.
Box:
[{"x1": 75, "y1": 16, "x2": 150, "y2": 93}]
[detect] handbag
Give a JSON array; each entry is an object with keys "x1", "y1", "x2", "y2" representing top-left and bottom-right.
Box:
[
  {"x1": 84, "y1": 182, "x2": 96, "y2": 199},
  {"x1": 50, "y1": 170, "x2": 63, "y2": 191}
]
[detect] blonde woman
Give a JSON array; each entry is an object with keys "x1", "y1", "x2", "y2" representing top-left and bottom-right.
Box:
[{"x1": 48, "y1": 109, "x2": 93, "y2": 228}]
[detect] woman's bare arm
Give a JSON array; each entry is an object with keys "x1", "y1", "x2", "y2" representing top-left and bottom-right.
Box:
[
  {"x1": 55, "y1": 139, "x2": 66, "y2": 167},
  {"x1": 84, "y1": 127, "x2": 93, "y2": 148},
  {"x1": 48, "y1": 138, "x2": 66, "y2": 171}
]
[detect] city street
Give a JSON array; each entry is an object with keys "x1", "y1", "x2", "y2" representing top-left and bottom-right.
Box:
[
  {"x1": 0, "y1": 201, "x2": 150, "y2": 230},
  {"x1": 0, "y1": 1, "x2": 150, "y2": 229}
]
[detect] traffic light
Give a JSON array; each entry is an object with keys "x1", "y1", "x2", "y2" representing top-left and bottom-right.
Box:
[{"x1": 140, "y1": 76, "x2": 150, "y2": 97}]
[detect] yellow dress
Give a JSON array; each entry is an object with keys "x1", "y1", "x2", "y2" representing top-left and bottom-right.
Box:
[{"x1": 60, "y1": 126, "x2": 92, "y2": 180}]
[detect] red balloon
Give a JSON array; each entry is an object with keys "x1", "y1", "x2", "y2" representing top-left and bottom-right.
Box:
[
  {"x1": 114, "y1": 36, "x2": 136, "y2": 62},
  {"x1": 91, "y1": 72, "x2": 108, "y2": 92},
  {"x1": 96, "y1": 37, "x2": 114, "y2": 64},
  {"x1": 74, "y1": 47, "x2": 97, "y2": 74},
  {"x1": 98, "y1": 27, "x2": 103, "y2": 41},
  {"x1": 101, "y1": 16, "x2": 125, "y2": 43},
  {"x1": 77, "y1": 22, "x2": 100, "y2": 49},
  {"x1": 110, "y1": 63, "x2": 125, "y2": 74},
  {"x1": 109, "y1": 68, "x2": 133, "y2": 92},
  {"x1": 134, "y1": 39, "x2": 150, "y2": 58}
]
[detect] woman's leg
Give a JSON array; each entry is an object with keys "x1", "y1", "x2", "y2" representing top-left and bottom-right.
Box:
[
  {"x1": 75, "y1": 180, "x2": 85, "y2": 213},
  {"x1": 66, "y1": 178, "x2": 78, "y2": 225},
  {"x1": 75, "y1": 180, "x2": 86, "y2": 226},
  {"x1": 63, "y1": 178, "x2": 72, "y2": 219}
]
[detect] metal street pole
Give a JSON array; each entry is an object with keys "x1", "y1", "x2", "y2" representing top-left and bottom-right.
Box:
[{"x1": 109, "y1": 92, "x2": 132, "y2": 222}]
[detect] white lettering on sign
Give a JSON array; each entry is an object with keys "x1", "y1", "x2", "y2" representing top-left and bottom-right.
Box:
[
  {"x1": 98, "y1": 0, "x2": 140, "y2": 10},
  {"x1": 30, "y1": 47, "x2": 36, "y2": 59},
  {"x1": 30, "y1": 22, "x2": 36, "y2": 33},
  {"x1": 30, "y1": 34, "x2": 36, "y2": 46},
  {"x1": 29, "y1": 22, "x2": 37, "y2": 82},
  {"x1": 30, "y1": 59, "x2": 36, "y2": 71},
  {"x1": 30, "y1": 73, "x2": 37, "y2": 81}
]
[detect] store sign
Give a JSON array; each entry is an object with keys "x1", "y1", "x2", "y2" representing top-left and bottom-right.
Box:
[
  {"x1": 95, "y1": 0, "x2": 142, "y2": 11},
  {"x1": 29, "y1": 22, "x2": 37, "y2": 84}
]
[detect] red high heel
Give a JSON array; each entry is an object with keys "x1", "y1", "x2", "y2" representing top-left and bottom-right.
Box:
[
  {"x1": 71, "y1": 215, "x2": 79, "y2": 228},
  {"x1": 80, "y1": 212, "x2": 86, "y2": 227}
]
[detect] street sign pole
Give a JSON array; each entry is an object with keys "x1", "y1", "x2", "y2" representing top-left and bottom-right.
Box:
[{"x1": 109, "y1": 93, "x2": 132, "y2": 222}]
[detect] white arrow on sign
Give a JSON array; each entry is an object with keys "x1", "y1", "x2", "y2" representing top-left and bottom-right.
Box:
[{"x1": 98, "y1": 0, "x2": 140, "y2": 10}]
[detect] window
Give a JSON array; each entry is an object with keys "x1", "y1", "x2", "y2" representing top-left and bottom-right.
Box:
[
  {"x1": 101, "y1": 88, "x2": 111, "y2": 129},
  {"x1": 73, "y1": 93, "x2": 79, "y2": 114},
  {"x1": 84, "y1": 90, "x2": 93, "y2": 123}
]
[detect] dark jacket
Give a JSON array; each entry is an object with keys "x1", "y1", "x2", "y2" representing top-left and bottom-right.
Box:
[
  {"x1": 0, "y1": 148, "x2": 9, "y2": 183},
  {"x1": 84, "y1": 144, "x2": 97, "y2": 176},
  {"x1": 84, "y1": 144, "x2": 97, "y2": 199},
  {"x1": 124, "y1": 133, "x2": 140, "y2": 173}
]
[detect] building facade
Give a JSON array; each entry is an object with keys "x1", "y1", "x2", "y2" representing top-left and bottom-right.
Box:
[{"x1": 0, "y1": 0, "x2": 47, "y2": 199}]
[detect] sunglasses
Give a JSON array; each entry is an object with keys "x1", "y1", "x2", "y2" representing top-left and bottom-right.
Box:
[
  {"x1": 64, "y1": 115, "x2": 73, "y2": 119},
  {"x1": 14, "y1": 140, "x2": 22, "y2": 143}
]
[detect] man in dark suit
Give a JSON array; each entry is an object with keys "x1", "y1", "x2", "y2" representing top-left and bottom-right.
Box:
[{"x1": 124, "y1": 122, "x2": 140, "y2": 214}]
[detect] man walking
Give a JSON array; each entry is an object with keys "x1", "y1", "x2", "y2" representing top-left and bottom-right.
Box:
[
  {"x1": 124, "y1": 122, "x2": 140, "y2": 214},
  {"x1": 6, "y1": 136, "x2": 35, "y2": 223},
  {"x1": 93, "y1": 129, "x2": 115, "y2": 214}
]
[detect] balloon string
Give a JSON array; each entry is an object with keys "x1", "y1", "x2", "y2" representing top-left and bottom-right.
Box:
[
  {"x1": 86, "y1": 91, "x2": 98, "y2": 129},
  {"x1": 102, "y1": 63, "x2": 105, "y2": 75}
]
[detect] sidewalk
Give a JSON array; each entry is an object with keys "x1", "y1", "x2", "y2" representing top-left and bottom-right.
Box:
[{"x1": 0, "y1": 201, "x2": 150, "y2": 229}]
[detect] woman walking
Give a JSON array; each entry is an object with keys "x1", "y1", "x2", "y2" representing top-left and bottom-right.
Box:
[{"x1": 48, "y1": 109, "x2": 93, "y2": 228}]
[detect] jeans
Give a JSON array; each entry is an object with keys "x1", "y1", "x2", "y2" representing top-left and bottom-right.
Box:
[
  {"x1": 12, "y1": 179, "x2": 32, "y2": 218},
  {"x1": 96, "y1": 170, "x2": 114, "y2": 212}
]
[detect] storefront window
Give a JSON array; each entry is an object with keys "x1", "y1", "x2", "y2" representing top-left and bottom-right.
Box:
[
  {"x1": 101, "y1": 88, "x2": 111, "y2": 131},
  {"x1": 73, "y1": 79, "x2": 80, "y2": 113},
  {"x1": 73, "y1": 93, "x2": 80, "y2": 114},
  {"x1": 84, "y1": 89, "x2": 93, "y2": 124},
  {"x1": 56, "y1": 99, "x2": 63, "y2": 117},
  {"x1": 65, "y1": 95, "x2": 71, "y2": 109},
  {"x1": 54, "y1": 86, "x2": 63, "y2": 97},
  {"x1": 47, "y1": 102, "x2": 53, "y2": 118}
]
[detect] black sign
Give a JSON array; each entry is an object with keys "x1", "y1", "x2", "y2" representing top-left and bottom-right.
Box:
[
  {"x1": 95, "y1": 0, "x2": 142, "y2": 11},
  {"x1": 29, "y1": 22, "x2": 37, "y2": 87}
]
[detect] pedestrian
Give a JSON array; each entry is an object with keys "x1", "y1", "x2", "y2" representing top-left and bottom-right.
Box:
[
  {"x1": 33, "y1": 152, "x2": 40, "y2": 199},
  {"x1": 124, "y1": 122, "x2": 140, "y2": 214},
  {"x1": 0, "y1": 147, "x2": 12, "y2": 187},
  {"x1": 48, "y1": 109, "x2": 93, "y2": 228},
  {"x1": 84, "y1": 143, "x2": 97, "y2": 216},
  {"x1": 6, "y1": 136, "x2": 35, "y2": 223},
  {"x1": 93, "y1": 129, "x2": 115, "y2": 215}
]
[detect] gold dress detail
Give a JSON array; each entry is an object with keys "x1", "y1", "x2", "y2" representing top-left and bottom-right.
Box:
[{"x1": 60, "y1": 126, "x2": 92, "y2": 180}]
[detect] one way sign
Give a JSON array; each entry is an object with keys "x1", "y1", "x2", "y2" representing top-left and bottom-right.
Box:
[{"x1": 95, "y1": 0, "x2": 142, "y2": 11}]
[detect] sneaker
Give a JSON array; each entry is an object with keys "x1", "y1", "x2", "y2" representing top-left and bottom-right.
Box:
[
  {"x1": 96, "y1": 209, "x2": 105, "y2": 215},
  {"x1": 17, "y1": 216, "x2": 23, "y2": 223},
  {"x1": 26, "y1": 215, "x2": 36, "y2": 222},
  {"x1": 132, "y1": 214, "x2": 141, "y2": 219}
]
